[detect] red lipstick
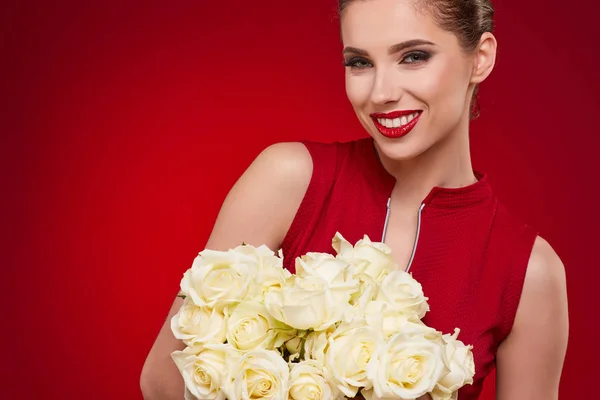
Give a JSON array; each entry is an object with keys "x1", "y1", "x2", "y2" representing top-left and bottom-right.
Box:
[{"x1": 370, "y1": 110, "x2": 422, "y2": 139}]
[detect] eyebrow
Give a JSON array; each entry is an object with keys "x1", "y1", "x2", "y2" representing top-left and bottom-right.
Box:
[{"x1": 342, "y1": 39, "x2": 435, "y2": 56}]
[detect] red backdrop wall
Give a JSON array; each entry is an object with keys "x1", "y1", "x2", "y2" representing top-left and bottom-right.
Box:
[{"x1": 3, "y1": 0, "x2": 598, "y2": 398}]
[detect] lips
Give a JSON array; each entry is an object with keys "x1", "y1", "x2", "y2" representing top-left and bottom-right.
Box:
[{"x1": 370, "y1": 110, "x2": 423, "y2": 139}]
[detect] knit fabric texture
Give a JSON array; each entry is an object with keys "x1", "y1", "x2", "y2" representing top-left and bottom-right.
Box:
[{"x1": 279, "y1": 137, "x2": 538, "y2": 399}]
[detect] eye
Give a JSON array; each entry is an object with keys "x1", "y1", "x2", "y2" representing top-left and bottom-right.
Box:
[
  {"x1": 343, "y1": 57, "x2": 373, "y2": 69},
  {"x1": 402, "y1": 51, "x2": 431, "y2": 64}
]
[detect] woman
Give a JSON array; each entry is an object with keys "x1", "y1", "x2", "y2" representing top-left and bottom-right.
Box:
[{"x1": 140, "y1": 0, "x2": 569, "y2": 399}]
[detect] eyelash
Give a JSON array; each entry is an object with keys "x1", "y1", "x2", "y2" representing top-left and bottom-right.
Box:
[{"x1": 343, "y1": 51, "x2": 432, "y2": 69}]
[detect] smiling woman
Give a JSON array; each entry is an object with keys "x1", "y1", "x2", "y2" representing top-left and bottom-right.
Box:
[
  {"x1": 340, "y1": 0, "x2": 495, "y2": 163},
  {"x1": 140, "y1": 0, "x2": 568, "y2": 399}
]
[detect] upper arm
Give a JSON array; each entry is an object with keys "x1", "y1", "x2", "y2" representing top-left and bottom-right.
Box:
[
  {"x1": 495, "y1": 236, "x2": 569, "y2": 400},
  {"x1": 204, "y1": 141, "x2": 313, "y2": 251},
  {"x1": 140, "y1": 142, "x2": 313, "y2": 394}
]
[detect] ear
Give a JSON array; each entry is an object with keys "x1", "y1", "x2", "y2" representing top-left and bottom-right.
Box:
[{"x1": 471, "y1": 32, "x2": 497, "y2": 84}]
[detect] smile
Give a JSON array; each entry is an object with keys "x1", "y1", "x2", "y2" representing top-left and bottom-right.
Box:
[{"x1": 370, "y1": 110, "x2": 422, "y2": 139}]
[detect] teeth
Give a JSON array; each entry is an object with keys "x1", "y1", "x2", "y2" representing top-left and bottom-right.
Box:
[{"x1": 376, "y1": 112, "x2": 419, "y2": 129}]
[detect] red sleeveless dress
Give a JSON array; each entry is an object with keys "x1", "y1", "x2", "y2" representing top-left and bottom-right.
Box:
[{"x1": 279, "y1": 137, "x2": 538, "y2": 400}]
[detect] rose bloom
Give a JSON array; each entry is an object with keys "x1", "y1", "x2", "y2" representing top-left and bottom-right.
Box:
[
  {"x1": 179, "y1": 248, "x2": 259, "y2": 311},
  {"x1": 431, "y1": 329, "x2": 475, "y2": 400},
  {"x1": 364, "y1": 300, "x2": 440, "y2": 340},
  {"x1": 264, "y1": 258, "x2": 357, "y2": 330},
  {"x1": 333, "y1": 232, "x2": 396, "y2": 283},
  {"x1": 288, "y1": 360, "x2": 341, "y2": 400},
  {"x1": 170, "y1": 298, "x2": 227, "y2": 346},
  {"x1": 225, "y1": 300, "x2": 294, "y2": 351},
  {"x1": 295, "y1": 252, "x2": 359, "y2": 292},
  {"x1": 230, "y1": 244, "x2": 291, "y2": 301},
  {"x1": 365, "y1": 332, "x2": 445, "y2": 399},
  {"x1": 375, "y1": 270, "x2": 430, "y2": 319},
  {"x1": 221, "y1": 348, "x2": 290, "y2": 400},
  {"x1": 171, "y1": 344, "x2": 229, "y2": 400},
  {"x1": 304, "y1": 329, "x2": 333, "y2": 365},
  {"x1": 326, "y1": 320, "x2": 384, "y2": 398}
]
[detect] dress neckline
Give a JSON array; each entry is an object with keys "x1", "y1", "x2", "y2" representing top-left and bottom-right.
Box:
[{"x1": 358, "y1": 137, "x2": 494, "y2": 209}]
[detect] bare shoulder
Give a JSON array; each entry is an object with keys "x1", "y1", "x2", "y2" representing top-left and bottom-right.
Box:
[
  {"x1": 518, "y1": 236, "x2": 569, "y2": 326},
  {"x1": 527, "y1": 236, "x2": 567, "y2": 288},
  {"x1": 249, "y1": 142, "x2": 313, "y2": 188},
  {"x1": 227, "y1": 141, "x2": 313, "y2": 207},
  {"x1": 205, "y1": 142, "x2": 313, "y2": 251},
  {"x1": 510, "y1": 235, "x2": 569, "y2": 342},
  {"x1": 495, "y1": 235, "x2": 569, "y2": 399}
]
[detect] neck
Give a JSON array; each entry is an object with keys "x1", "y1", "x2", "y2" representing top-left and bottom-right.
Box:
[{"x1": 375, "y1": 125, "x2": 476, "y2": 205}]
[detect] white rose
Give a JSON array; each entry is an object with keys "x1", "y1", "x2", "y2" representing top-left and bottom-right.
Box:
[
  {"x1": 348, "y1": 273, "x2": 378, "y2": 317},
  {"x1": 432, "y1": 329, "x2": 475, "y2": 398},
  {"x1": 264, "y1": 274, "x2": 353, "y2": 331},
  {"x1": 252, "y1": 263, "x2": 292, "y2": 301},
  {"x1": 288, "y1": 360, "x2": 340, "y2": 400},
  {"x1": 221, "y1": 348, "x2": 290, "y2": 400},
  {"x1": 364, "y1": 300, "x2": 440, "y2": 341},
  {"x1": 230, "y1": 243, "x2": 282, "y2": 268},
  {"x1": 171, "y1": 298, "x2": 227, "y2": 346},
  {"x1": 375, "y1": 270, "x2": 430, "y2": 319},
  {"x1": 295, "y1": 252, "x2": 358, "y2": 292},
  {"x1": 227, "y1": 244, "x2": 292, "y2": 301},
  {"x1": 226, "y1": 300, "x2": 291, "y2": 352},
  {"x1": 179, "y1": 249, "x2": 258, "y2": 311},
  {"x1": 303, "y1": 328, "x2": 335, "y2": 365},
  {"x1": 326, "y1": 320, "x2": 384, "y2": 398},
  {"x1": 332, "y1": 232, "x2": 396, "y2": 283},
  {"x1": 365, "y1": 332, "x2": 445, "y2": 400},
  {"x1": 171, "y1": 344, "x2": 229, "y2": 400}
]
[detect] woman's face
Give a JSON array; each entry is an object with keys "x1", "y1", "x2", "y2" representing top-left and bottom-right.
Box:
[{"x1": 341, "y1": 0, "x2": 489, "y2": 161}]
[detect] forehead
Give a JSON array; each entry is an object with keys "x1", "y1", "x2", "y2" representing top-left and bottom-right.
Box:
[{"x1": 340, "y1": 0, "x2": 450, "y2": 48}]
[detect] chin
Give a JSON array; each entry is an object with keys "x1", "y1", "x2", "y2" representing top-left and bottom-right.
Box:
[{"x1": 373, "y1": 137, "x2": 428, "y2": 162}]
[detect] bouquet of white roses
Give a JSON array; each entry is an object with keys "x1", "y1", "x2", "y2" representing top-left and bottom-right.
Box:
[{"x1": 171, "y1": 232, "x2": 475, "y2": 400}]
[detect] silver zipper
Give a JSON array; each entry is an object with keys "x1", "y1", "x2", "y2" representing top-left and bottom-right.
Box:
[
  {"x1": 381, "y1": 198, "x2": 425, "y2": 273},
  {"x1": 406, "y1": 203, "x2": 425, "y2": 273},
  {"x1": 381, "y1": 197, "x2": 392, "y2": 242}
]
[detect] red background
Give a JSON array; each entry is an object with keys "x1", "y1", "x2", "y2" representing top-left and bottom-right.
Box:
[{"x1": 3, "y1": 0, "x2": 598, "y2": 398}]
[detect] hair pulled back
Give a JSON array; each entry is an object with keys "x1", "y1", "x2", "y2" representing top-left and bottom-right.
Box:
[{"x1": 338, "y1": 0, "x2": 494, "y2": 119}]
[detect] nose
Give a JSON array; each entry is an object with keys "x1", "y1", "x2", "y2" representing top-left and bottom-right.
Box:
[{"x1": 369, "y1": 68, "x2": 401, "y2": 105}]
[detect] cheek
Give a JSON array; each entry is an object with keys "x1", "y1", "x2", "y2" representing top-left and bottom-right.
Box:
[
  {"x1": 345, "y1": 74, "x2": 373, "y2": 107},
  {"x1": 416, "y1": 61, "x2": 470, "y2": 122},
  {"x1": 418, "y1": 65, "x2": 463, "y2": 105}
]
